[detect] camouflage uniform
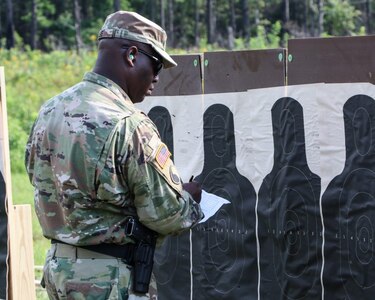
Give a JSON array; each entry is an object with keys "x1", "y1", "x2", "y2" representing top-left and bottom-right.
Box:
[{"x1": 25, "y1": 71, "x2": 203, "y2": 299}]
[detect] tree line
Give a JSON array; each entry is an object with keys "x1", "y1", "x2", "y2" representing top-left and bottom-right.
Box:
[{"x1": 0, "y1": 0, "x2": 373, "y2": 52}]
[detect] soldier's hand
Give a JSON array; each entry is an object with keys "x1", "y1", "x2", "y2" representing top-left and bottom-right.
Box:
[{"x1": 183, "y1": 181, "x2": 202, "y2": 203}]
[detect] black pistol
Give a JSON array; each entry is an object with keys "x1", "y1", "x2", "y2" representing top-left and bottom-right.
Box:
[{"x1": 126, "y1": 217, "x2": 157, "y2": 294}]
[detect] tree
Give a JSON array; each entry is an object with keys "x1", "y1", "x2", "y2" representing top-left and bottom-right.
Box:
[
  {"x1": 0, "y1": 0, "x2": 372, "y2": 52},
  {"x1": 167, "y1": 0, "x2": 174, "y2": 47},
  {"x1": 74, "y1": 0, "x2": 83, "y2": 53},
  {"x1": 150, "y1": 1, "x2": 157, "y2": 21},
  {"x1": 242, "y1": 0, "x2": 250, "y2": 47},
  {"x1": 318, "y1": 0, "x2": 324, "y2": 36},
  {"x1": 284, "y1": 0, "x2": 290, "y2": 22},
  {"x1": 324, "y1": 0, "x2": 361, "y2": 36},
  {"x1": 31, "y1": 0, "x2": 38, "y2": 49},
  {"x1": 160, "y1": 0, "x2": 165, "y2": 29},
  {"x1": 206, "y1": 0, "x2": 216, "y2": 44},
  {"x1": 0, "y1": 1, "x2": 3, "y2": 48},
  {"x1": 229, "y1": 0, "x2": 236, "y2": 32},
  {"x1": 114, "y1": 0, "x2": 120, "y2": 11},
  {"x1": 228, "y1": 0, "x2": 236, "y2": 49},
  {"x1": 194, "y1": 0, "x2": 200, "y2": 48},
  {"x1": 366, "y1": 0, "x2": 372, "y2": 33},
  {"x1": 6, "y1": 0, "x2": 14, "y2": 49}
]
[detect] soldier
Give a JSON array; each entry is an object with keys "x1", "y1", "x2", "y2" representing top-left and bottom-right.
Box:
[{"x1": 25, "y1": 11, "x2": 203, "y2": 300}]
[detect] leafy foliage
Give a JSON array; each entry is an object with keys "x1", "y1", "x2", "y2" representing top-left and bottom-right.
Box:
[
  {"x1": 0, "y1": 0, "x2": 371, "y2": 52},
  {"x1": 324, "y1": 0, "x2": 362, "y2": 36},
  {"x1": 1, "y1": 48, "x2": 97, "y2": 172}
]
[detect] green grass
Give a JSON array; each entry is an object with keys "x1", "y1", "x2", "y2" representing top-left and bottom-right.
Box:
[{"x1": 3, "y1": 49, "x2": 97, "y2": 299}]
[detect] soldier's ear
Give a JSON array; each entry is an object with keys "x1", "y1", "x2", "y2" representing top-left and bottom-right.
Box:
[{"x1": 125, "y1": 47, "x2": 138, "y2": 67}]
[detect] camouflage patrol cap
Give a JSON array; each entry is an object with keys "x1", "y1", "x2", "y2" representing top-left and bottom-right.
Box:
[{"x1": 98, "y1": 11, "x2": 177, "y2": 69}]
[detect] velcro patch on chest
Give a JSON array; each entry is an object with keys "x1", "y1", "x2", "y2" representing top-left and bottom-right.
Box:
[{"x1": 155, "y1": 143, "x2": 171, "y2": 169}]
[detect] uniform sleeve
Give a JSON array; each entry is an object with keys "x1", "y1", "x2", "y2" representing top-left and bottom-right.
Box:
[
  {"x1": 123, "y1": 117, "x2": 204, "y2": 236},
  {"x1": 25, "y1": 121, "x2": 36, "y2": 182}
]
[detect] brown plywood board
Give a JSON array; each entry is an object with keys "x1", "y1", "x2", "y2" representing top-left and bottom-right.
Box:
[
  {"x1": 152, "y1": 54, "x2": 203, "y2": 96},
  {"x1": 0, "y1": 67, "x2": 36, "y2": 300},
  {"x1": 288, "y1": 36, "x2": 375, "y2": 85},
  {"x1": 9, "y1": 205, "x2": 36, "y2": 300},
  {"x1": 203, "y1": 49, "x2": 286, "y2": 94}
]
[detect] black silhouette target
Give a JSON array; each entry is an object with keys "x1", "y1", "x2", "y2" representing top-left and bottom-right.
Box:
[
  {"x1": 192, "y1": 104, "x2": 257, "y2": 299},
  {"x1": 323, "y1": 95, "x2": 375, "y2": 299},
  {"x1": 148, "y1": 106, "x2": 191, "y2": 299},
  {"x1": 343, "y1": 173, "x2": 375, "y2": 291},
  {"x1": 271, "y1": 171, "x2": 311, "y2": 277},
  {"x1": 198, "y1": 169, "x2": 245, "y2": 287},
  {"x1": 258, "y1": 97, "x2": 322, "y2": 299}
]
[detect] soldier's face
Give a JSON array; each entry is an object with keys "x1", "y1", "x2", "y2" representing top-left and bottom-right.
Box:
[
  {"x1": 137, "y1": 48, "x2": 163, "y2": 76},
  {"x1": 130, "y1": 46, "x2": 161, "y2": 103}
]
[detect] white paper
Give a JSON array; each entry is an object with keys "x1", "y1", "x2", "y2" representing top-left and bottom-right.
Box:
[{"x1": 199, "y1": 190, "x2": 230, "y2": 223}]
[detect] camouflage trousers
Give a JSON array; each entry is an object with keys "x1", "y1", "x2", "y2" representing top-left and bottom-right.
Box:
[{"x1": 42, "y1": 243, "x2": 157, "y2": 300}]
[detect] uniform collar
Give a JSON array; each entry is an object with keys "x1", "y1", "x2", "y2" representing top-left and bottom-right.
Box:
[{"x1": 83, "y1": 71, "x2": 132, "y2": 104}]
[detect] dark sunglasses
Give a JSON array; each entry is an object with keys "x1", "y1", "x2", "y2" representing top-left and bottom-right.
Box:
[
  {"x1": 123, "y1": 46, "x2": 163, "y2": 76},
  {"x1": 137, "y1": 49, "x2": 164, "y2": 76}
]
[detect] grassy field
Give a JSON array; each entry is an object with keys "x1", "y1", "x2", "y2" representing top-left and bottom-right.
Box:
[
  {"x1": 2, "y1": 49, "x2": 97, "y2": 299},
  {"x1": 4, "y1": 49, "x2": 98, "y2": 267}
]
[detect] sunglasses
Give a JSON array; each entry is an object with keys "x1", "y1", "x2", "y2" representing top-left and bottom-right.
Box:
[
  {"x1": 137, "y1": 49, "x2": 164, "y2": 76},
  {"x1": 123, "y1": 46, "x2": 163, "y2": 76}
]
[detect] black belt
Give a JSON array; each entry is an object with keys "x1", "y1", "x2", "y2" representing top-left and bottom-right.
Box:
[{"x1": 51, "y1": 239, "x2": 135, "y2": 264}]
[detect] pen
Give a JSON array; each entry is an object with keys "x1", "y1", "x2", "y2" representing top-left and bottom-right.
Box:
[{"x1": 189, "y1": 175, "x2": 194, "y2": 182}]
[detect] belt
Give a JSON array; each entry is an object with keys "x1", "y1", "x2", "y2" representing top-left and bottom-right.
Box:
[{"x1": 51, "y1": 239, "x2": 135, "y2": 264}]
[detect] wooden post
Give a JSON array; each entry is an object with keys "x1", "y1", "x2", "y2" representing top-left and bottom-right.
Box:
[
  {"x1": 9, "y1": 205, "x2": 36, "y2": 300},
  {"x1": 0, "y1": 66, "x2": 36, "y2": 300}
]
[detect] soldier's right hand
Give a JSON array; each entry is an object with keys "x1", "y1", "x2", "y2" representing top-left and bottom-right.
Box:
[{"x1": 182, "y1": 181, "x2": 202, "y2": 204}]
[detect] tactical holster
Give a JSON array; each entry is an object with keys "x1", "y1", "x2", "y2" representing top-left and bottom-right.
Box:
[
  {"x1": 50, "y1": 216, "x2": 157, "y2": 294},
  {"x1": 125, "y1": 217, "x2": 157, "y2": 294}
]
